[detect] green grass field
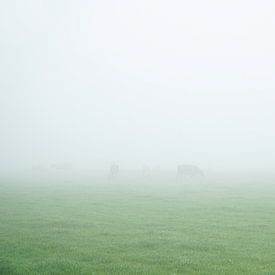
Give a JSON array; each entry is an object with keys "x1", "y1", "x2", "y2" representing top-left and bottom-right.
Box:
[{"x1": 1, "y1": 174, "x2": 275, "y2": 274}]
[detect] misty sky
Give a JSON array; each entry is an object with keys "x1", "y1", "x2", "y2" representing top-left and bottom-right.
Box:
[{"x1": 0, "y1": 0, "x2": 274, "y2": 172}]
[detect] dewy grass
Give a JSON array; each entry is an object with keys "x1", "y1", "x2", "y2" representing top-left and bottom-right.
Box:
[{"x1": 0, "y1": 175, "x2": 275, "y2": 274}]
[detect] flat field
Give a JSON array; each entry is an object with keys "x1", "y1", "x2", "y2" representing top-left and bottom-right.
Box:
[{"x1": 0, "y1": 174, "x2": 275, "y2": 274}]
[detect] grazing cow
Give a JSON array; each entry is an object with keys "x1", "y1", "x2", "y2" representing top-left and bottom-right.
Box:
[
  {"x1": 109, "y1": 163, "x2": 119, "y2": 179},
  {"x1": 177, "y1": 164, "x2": 204, "y2": 177}
]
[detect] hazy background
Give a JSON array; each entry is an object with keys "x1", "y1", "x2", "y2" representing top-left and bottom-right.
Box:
[{"x1": 0, "y1": 0, "x2": 274, "y2": 174}]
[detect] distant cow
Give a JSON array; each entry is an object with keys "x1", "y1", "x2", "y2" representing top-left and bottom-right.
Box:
[
  {"x1": 31, "y1": 164, "x2": 47, "y2": 174},
  {"x1": 142, "y1": 165, "x2": 160, "y2": 177},
  {"x1": 51, "y1": 163, "x2": 72, "y2": 170},
  {"x1": 109, "y1": 163, "x2": 119, "y2": 179},
  {"x1": 177, "y1": 165, "x2": 204, "y2": 177},
  {"x1": 142, "y1": 166, "x2": 151, "y2": 177}
]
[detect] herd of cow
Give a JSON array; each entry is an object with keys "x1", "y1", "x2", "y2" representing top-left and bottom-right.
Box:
[{"x1": 31, "y1": 163, "x2": 204, "y2": 178}]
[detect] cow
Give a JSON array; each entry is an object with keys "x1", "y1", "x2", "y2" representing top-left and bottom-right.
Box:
[
  {"x1": 50, "y1": 163, "x2": 73, "y2": 180},
  {"x1": 51, "y1": 163, "x2": 72, "y2": 171},
  {"x1": 142, "y1": 165, "x2": 161, "y2": 177},
  {"x1": 31, "y1": 164, "x2": 47, "y2": 174},
  {"x1": 177, "y1": 164, "x2": 204, "y2": 177},
  {"x1": 109, "y1": 163, "x2": 119, "y2": 179},
  {"x1": 142, "y1": 165, "x2": 151, "y2": 177}
]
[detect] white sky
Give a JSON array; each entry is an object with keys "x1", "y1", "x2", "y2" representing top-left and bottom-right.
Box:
[{"x1": 0, "y1": 0, "x2": 274, "y2": 172}]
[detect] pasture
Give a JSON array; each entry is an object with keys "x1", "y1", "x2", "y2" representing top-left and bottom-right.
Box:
[{"x1": 0, "y1": 174, "x2": 275, "y2": 274}]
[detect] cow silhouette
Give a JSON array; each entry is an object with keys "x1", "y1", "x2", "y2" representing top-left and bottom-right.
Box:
[
  {"x1": 51, "y1": 163, "x2": 72, "y2": 170},
  {"x1": 177, "y1": 165, "x2": 204, "y2": 177},
  {"x1": 142, "y1": 166, "x2": 151, "y2": 177},
  {"x1": 109, "y1": 163, "x2": 119, "y2": 179}
]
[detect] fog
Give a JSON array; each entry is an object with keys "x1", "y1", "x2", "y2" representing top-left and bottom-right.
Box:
[{"x1": 0, "y1": 0, "x2": 274, "y2": 175}]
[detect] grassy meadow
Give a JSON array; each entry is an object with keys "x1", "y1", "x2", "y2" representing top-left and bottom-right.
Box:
[{"x1": 0, "y1": 174, "x2": 275, "y2": 274}]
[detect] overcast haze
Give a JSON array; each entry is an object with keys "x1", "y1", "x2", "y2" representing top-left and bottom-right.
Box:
[{"x1": 0, "y1": 0, "x2": 274, "y2": 173}]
